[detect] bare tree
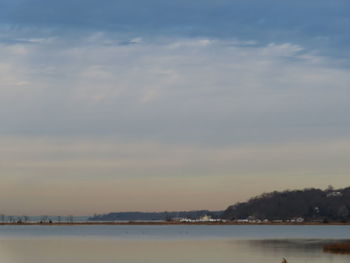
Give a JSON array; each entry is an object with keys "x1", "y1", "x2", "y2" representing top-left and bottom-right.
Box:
[
  {"x1": 40, "y1": 215, "x2": 49, "y2": 223},
  {"x1": 66, "y1": 215, "x2": 74, "y2": 223},
  {"x1": 22, "y1": 216, "x2": 29, "y2": 223}
]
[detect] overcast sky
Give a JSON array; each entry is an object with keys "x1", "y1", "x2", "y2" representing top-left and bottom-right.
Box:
[{"x1": 0, "y1": 0, "x2": 350, "y2": 216}]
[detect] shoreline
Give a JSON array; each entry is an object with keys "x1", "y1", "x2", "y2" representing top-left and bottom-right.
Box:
[{"x1": 1, "y1": 222, "x2": 350, "y2": 226}]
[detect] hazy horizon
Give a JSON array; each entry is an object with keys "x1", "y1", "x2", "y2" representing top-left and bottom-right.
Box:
[{"x1": 1, "y1": 0, "x2": 350, "y2": 216}]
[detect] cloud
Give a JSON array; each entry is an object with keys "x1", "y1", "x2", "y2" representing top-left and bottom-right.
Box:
[
  {"x1": 1, "y1": 0, "x2": 349, "y2": 58},
  {"x1": 0, "y1": 35, "x2": 349, "y2": 145}
]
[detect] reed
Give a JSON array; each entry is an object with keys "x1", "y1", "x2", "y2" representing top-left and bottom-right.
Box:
[{"x1": 323, "y1": 243, "x2": 350, "y2": 254}]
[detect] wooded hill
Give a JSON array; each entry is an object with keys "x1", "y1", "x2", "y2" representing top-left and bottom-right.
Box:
[{"x1": 222, "y1": 187, "x2": 350, "y2": 222}]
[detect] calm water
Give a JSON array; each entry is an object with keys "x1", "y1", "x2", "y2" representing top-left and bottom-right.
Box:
[{"x1": 0, "y1": 225, "x2": 350, "y2": 263}]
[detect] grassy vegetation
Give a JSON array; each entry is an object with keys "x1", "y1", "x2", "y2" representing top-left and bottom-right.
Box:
[{"x1": 323, "y1": 243, "x2": 350, "y2": 254}]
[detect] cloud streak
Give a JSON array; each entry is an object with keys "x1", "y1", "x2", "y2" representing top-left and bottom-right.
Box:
[
  {"x1": 1, "y1": 0, "x2": 349, "y2": 58},
  {"x1": 0, "y1": 36, "x2": 349, "y2": 144}
]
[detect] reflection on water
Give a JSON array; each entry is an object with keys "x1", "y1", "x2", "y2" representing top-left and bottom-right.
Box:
[
  {"x1": 1, "y1": 239, "x2": 350, "y2": 263},
  {"x1": 244, "y1": 240, "x2": 350, "y2": 263},
  {"x1": 1, "y1": 225, "x2": 350, "y2": 240},
  {"x1": 0, "y1": 226, "x2": 350, "y2": 263}
]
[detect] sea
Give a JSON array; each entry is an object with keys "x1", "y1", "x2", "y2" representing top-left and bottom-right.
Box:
[{"x1": 0, "y1": 225, "x2": 349, "y2": 263}]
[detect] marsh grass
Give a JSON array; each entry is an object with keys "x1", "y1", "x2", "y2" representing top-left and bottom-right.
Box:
[{"x1": 323, "y1": 243, "x2": 350, "y2": 254}]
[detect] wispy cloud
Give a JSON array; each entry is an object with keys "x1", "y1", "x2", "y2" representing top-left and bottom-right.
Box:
[
  {"x1": 1, "y1": 0, "x2": 349, "y2": 57},
  {"x1": 0, "y1": 36, "x2": 349, "y2": 144}
]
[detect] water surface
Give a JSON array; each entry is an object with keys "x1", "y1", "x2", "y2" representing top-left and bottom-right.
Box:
[{"x1": 0, "y1": 225, "x2": 349, "y2": 263}]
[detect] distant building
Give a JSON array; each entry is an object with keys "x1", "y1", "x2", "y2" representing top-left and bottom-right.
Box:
[
  {"x1": 236, "y1": 219, "x2": 249, "y2": 223},
  {"x1": 327, "y1": 191, "x2": 343, "y2": 197},
  {"x1": 178, "y1": 218, "x2": 193, "y2": 222},
  {"x1": 296, "y1": 217, "x2": 304, "y2": 223},
  {"x1": 199, "y1": 215, "x2": 212, "y2": 222},
  {"x1": 290, "y1": 217, "x2": 304, "y2": 223}
]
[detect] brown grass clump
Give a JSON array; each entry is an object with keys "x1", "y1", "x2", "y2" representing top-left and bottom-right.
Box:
[{"x1": 323, "y1": 243, "x2": 350, "y2": 254}]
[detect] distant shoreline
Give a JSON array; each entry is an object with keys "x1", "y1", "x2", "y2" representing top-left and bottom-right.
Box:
[{"x1": 1, "y1": 222, "x2": 350, "y2": 226}]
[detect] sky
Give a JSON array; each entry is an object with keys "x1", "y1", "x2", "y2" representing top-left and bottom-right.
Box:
[{"x1": 0, "y1": 0, "x2": 350, "y2": 216}]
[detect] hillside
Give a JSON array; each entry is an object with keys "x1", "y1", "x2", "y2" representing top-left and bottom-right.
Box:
[{"x1": 222, "y1": 187, "x2": 350, "y2": 222}]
